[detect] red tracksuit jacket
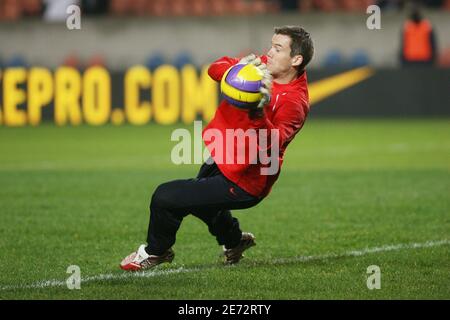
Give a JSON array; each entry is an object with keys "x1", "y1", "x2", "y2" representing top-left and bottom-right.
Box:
[{"x1": 203, "y1": 55, "x2": 310, "y2": 198}]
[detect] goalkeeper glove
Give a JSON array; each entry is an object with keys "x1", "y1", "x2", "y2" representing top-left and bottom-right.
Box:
[
  {"x1": 255, "y1": 63, "x2": 272, "y2": 110},
  {"x1": 239, "y1": 53, "x2": 257, "y2": 65}
]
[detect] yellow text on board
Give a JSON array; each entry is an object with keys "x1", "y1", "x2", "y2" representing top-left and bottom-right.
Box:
[{"x1": 0, "y1": 65, "x2": 218, "y2": 126}]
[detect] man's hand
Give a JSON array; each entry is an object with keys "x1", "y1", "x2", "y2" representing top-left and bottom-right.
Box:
[
  {"x1": 238, "y1": 53, "x2": 264, "y2": 68},
  {"x1": 255, "y1": 63, "x2": 272, "y2": 110},
  {"x1": 238, "y1": 54, "x2": 272, "y2": 116},
  {"x1": 248, "y1": 62, "x2": 272, "y2": 119},
  {"x1": 239, "y1": 53, "x2": 258, "y2": 65}
]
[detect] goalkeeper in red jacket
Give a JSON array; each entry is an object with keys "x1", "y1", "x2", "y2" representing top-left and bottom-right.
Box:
[{"x1": 120, "y1": 26, "x2": 314, "y2": 271}]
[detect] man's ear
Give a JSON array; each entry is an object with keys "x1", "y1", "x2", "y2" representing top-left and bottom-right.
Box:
[{"x1": 292, "y1": 55, "x2": 303, "y2": 67}]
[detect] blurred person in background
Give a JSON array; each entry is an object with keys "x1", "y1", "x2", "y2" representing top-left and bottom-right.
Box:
[
  {"x1": 82, "y1": 0, "x2": 108, "y2": 15},
  {"x1": 377, "y1": 0, "x2": 406, "y2": 10},
  {"x1": 400, "y1": 5, "x2": 437, "y2": 66}
]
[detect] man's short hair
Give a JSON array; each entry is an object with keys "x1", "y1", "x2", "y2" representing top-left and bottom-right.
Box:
[{"x1": 274, "y1": 26, "x2": 314, "y2": 71}]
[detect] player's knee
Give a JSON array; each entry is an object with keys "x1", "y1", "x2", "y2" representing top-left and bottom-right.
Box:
[{"x1": 150, "y1": 183, "x2": 175, "y2": 209}]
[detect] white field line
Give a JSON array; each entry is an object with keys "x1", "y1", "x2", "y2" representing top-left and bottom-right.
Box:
[{"x1": 1, "y1": 239, "x2": 448, "y2": 291}]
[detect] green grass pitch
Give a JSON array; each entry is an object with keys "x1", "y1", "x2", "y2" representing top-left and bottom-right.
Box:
[{"x1": 0, "y1": 119, "x2": 449, "y2": 299}]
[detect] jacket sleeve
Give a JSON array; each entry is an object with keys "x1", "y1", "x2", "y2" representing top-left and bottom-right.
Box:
[
  {"x1": 251, "y1": 97, "x2": 308, "y2": 152},
  {"x1": 207, "y1": 56, "x2": 240, "y2": 82}
]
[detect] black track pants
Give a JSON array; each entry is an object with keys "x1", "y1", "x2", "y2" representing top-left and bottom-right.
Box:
[{"x1": 146, "y1": 161, "x2": 262, "y2": 255}]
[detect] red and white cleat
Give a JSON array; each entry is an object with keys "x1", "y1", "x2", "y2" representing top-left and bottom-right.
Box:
[
  {"x1": 223, "y1": 232, "x2": 256, "y2": 265},
  {"x1": 120, "y1": 245, "x2": 175, "y2": 271}
]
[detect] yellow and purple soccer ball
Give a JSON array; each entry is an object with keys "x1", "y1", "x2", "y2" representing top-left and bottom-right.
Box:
[{"x1": 220, "y1": 63, "x2": 264, "y2": 109}]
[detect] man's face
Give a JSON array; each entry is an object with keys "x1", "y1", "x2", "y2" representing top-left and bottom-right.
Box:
[{"x1": 266, "y1": 34, "x2": 301, "y2": 77}]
